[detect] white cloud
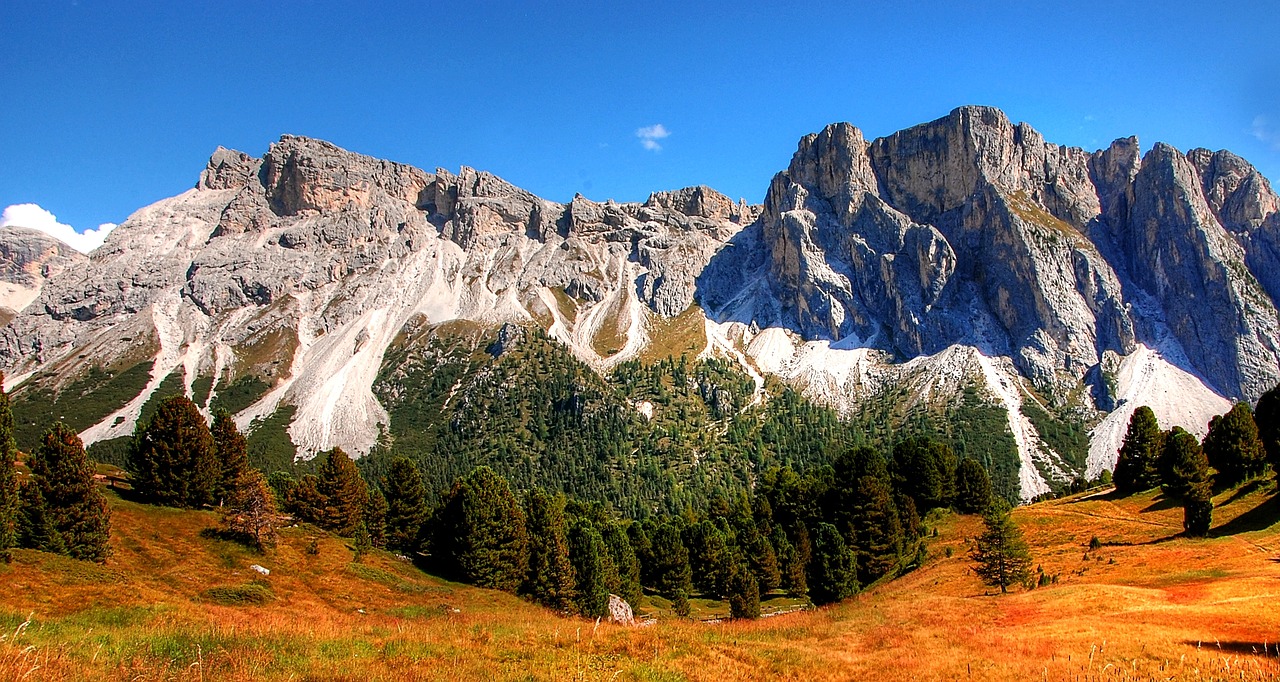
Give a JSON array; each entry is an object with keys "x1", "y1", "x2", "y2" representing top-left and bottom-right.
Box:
[
  {"x1": 1252, "y1": 115, "x2": 1280, "y2": 151},
  {"x1": 0, "y1": 203, "x2": 116, "y2": 254},
  {"x1": 636, "y1": 124, "x2": 671, "y2": 152}
]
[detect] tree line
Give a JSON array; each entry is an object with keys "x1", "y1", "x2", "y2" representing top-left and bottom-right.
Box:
[{"x1": 1111, "y1": 386, "x2": 1280, "y2": 535}]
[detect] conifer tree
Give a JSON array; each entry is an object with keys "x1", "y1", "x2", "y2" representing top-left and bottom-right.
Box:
[
  {"x1": 0, "y1": 372, "x2": 16, "y2": 562},
  {"x1": 433, "y1": 466, "x2": 529, "y2": 593},
  {"x1": 220, "y1": 469, "x2": 279, "y2": 550},
  {"x1": 128, "y1": 395, "x2": 218, "y2": 508},
  {"x1": 382, "y1": 457, "x2": 428, "y2": 552},
  {"x1": 352, "y1": 520, "x2": 372, "y2": 562},
  {"x1": 955, "y1": 458, "x2": 992, "y2": 514},
  {"x1": 740, "y1": 520, "x2": 781, "y2": 595},
  {"x1": 687, "y1": 520, "x2": 732, "y2": 598},
  {"x1": 892, "y1": 438, "x2": 957, "y2": 512},
  {"x1": 28, "y1": 423, "x2": 111, "y2": 562},
  {"x1": 970, "y1": 499, "x2": 1032, "y2": 594},
  {"x1": 568, "y1": 519, "x2": 610, "y2": 617},
  {"x1": 522, "y1": 489, "x2": 577, "y2": 611},
  {"x1": 363, "y1": 486, "x2": 388, "y2": 548},
  {"x1": 1202, "y1": 402, "x2": 1267, "y2": 485},
  {"x1": 602, "y1": 521, "x2": 641, "y2": 607},
  {"x1": 1161, "y1": 428, "x2": 1208, "y2": 500},
  {"x1": 850, "y1": 473, "x2": 903, "y2": 585},
  {"x1": 286, "y1": 474, "x2": 324, "y2": 524},
  {"x1": 807, "y1": 522, "x2": 858, "y2": 606},
  {"x1": 628, "y1": 521, "x2": 653, "y2": 586},
  {"x1": 211, "y1": 410, "x2": 250, "y2": 504},
  {"x1": 727, "y1": 562, "x2": 761, "y2": 619},
  {"x1": 315, "y1": 447, "x2": 367, "y2": 536},
  {"x1": 785, "y1": 521, "x2": 811, "y2": 598},
  {"x1": 17, "y1": 478, "x2": 61, "y2": 554},
  {"x1": 1113, "y1": 406, "x2": 1162, "y2": 494},
  {"x1": 1255, "y1": 383, "x2": 1280, "y2": 472},
  {"x1": 649, "y1": 522, "x2": 693, "y2": 600}
]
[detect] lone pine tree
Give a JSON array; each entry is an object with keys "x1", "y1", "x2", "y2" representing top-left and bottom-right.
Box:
[
  {"x1": 129, "y1": 395, "x2": 218, "y2": 508},
  {"x1": 315, "y1": 447, "x2": 367, "y2": 536},
  {"x1": 1113, "y1": 406, "x2": 1162, "y2": 495},
  {"x1": 433, "y1": 466, "x2": 529, "y2": 593},
  {"x1": 970, "y1": 499, "x2": 1032, "y2": 594}
]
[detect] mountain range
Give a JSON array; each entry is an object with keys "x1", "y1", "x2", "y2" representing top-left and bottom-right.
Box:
[{"x1": 4, "y1": 105, "x2": 1278, "y2": 501}]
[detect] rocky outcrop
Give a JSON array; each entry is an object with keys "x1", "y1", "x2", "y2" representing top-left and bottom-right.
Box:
[{"x1": 0, "y1": 226, "x2": 86, "y2": 316}]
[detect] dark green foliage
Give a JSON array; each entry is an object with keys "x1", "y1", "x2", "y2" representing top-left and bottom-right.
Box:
[
  {"x1": 892, "y1": 437, "x2": 957, "y2": 512},
  {"x1": 522, "y1": 489, "x2": 577, "y2": 611},
  {"x1": 382, "y1": 457, "x2": 429, "y2": 552},
  {"x1": 686, "y1": 520, "x2": 733, "y2": 598},
  {"x1": 1256, "y1": 384, "x2": 1280, "y2": 472},
  {"x1": 220, "y1": 469, "x2": 279, "y2": 550},
  {"x1": 0, "y1": 373, "x2": 16, "y2": 562},
  {"x1": 85, "y1": 437, "x2": 132, "y2": 468},
  {"x1": 1019, "y1": 398, "x2": 1090, "y2": 472},
  {"x1": 849, "y1": 472, "x2": 903, "y2": 585},
  {"x1": 363, "y1": 486, "x2": 388, "y2": 548},
  {"x1": 772, "y1": 524, "x2": 806, "y2": 597},
  {"x1": 1202, "y1": 402, "x2": 1267, "y2": 485},
  {"x1": 285, "y1": 475, "x2": 323, "y2": 523},
  {"x1": 1113, "y1": 406, "x2": 1162, "y2": 494},
  {"x1": 432, "y1": 466, "x2": 529, "y2": 593},
  {"x1": 627, "y1": 522, "x2": 653, "y2": 587},
  {"x1": 244, "y1": 405, "x2": 300, "y2": 474},
  {"x1": 727, "y1": 563, "x2": 761, "y2": 619},
  {"x1": 211, "y1": 410, "x2": 250, "y2": 504},
  {"x1": 970, "y1": 499, "x2": 1032, "y2": 594},
  {"x1": 649, "y1": 522, "x2": 693, "y2": 599},
  {"x1": 12, "y1": 360, "x2": 153, "y2": 453},
  {"x1": 955, "y1": 458, "x2": 992, "y2": 514},
  {"x1": 602, "y1": 521, "x2": 641, "y2": 607},
  {"x1": 807, "y1": 522, "x2": 858, "y2": 606},
  {"x1": 203, "y1": 582, "x2": 274, "y2": 606},
  {"x1": 568, "y1": 519, "x2": 610, "y2": 617},
  {"x1": 315, "y1": 448, "x2": 367, "y2": 536},
  {"x1": 352, "y1": 521, "x2": 372, "y2": 562},
  {"x1": 25, "y1": 423, "x2": 111, "y2": 562},
  {"x1": 1160, "y1": 428, "x2": 1209, "y2": 501},
  {"x1": 128, "y1": 395, "x2": 218, "y2": 508},
  {"x1": 670, "y1": 588, "x2": 691, "y2": 617},
  {"x1": 17, "y1": 479, "x2": 61, "y2": 554},
  {"x1": 209, "y1": 375, "x2": 272, "y2": 417},
  {"x1": 740, "y1": 519, "x2": 781, "y2": 595},
  {"x1": 1184, "y1": 498, "x2": 1212, "y2": 537}
]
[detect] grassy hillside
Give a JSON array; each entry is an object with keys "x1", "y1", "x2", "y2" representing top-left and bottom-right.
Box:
[{"x1": 4, "y1": 482, "x2": 1280, "y2": 680}]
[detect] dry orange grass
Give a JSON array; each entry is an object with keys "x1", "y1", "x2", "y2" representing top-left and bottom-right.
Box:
[{"x1": 3, "y1": 482, "x2": 1280, "y2": 681}]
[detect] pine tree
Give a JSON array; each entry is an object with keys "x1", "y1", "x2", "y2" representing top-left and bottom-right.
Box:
[
  {"x1": 1161, "y1": 428, "x2": 1208, "y2": 501},
  {"x1": 363, "y1": 486, "x2": 388, "y2": 548},
  {"x1": 807, "y1": 522, "x2": 858, "y2": 606},
  {"x1": 128, "y1": 395, "x2": 218, "y2": 508},
  {"x1": 0, "y1": 372, "x2": 17, "y2": 562},
  {"x1": 970, "y1": 499, "x2": 1032, "y2": 594},
  {"x1": 687, "y1": 520, "x2": 732, "y2": 598},
  {"x1": 785, "y1": 521, "x2": 811, "y2": 598},
  {"x1": 739, "y1": 520, "x2": 781, "y2": 595},
  {"x1": 211, "y1": 410, "x2": 250, "y2": 505},
  {"x1": 850, "y1": 473, "x2": 903, "y2": 585},
  {"x1": 220, "y1": 469, "x2": 279, "y2": 550},
  {"x1": 1113, "y1": 406, "x2": 1162, "y2": 494},
  {"x1": 568, "y1": 519, "x2": 610, "y2": 617},
  {"x1": 28, "y1": 423, "x2": 111, "y2": 562},
  {"x1": 1202, "y1": 402, "x2": 1267, "y2": 485},
  {"x1": 286, "y1": 474, "x2": 324, "y2": 524},
  {"x1": 521, "y1": 489, "x2": 577, "y2": 611},
  {"x1": 727, "y1": 562, "x2": 761, "y2": 619},
  {"x1": 649, "y1": 522, "x2": 693, "y2": 600},
  {"x1": 315, "y1": 447, "x2": 367, "y2": 536},
  {"x1": 17, "y1": 478, "x2": 61, "y2": 554},
  {"x1": 433, "y1": 466, "x2": 529, "y2": 593},
  {"x1": 892, "y1": 437, "x2": 957, "y2": 512},
  {"x1": 382, "y1": 457, "x2": 428, "y2": 552},
  {"x1": 352, "y1": 520, "x2": 372, "y2": 562},
  {"x1": 602, "y1": 521, "x2": 641, "y2": 608},
  {"x1": 955, "y1": 458, "x2": 992, "y2": 514},
  {"x1": 627, "y1": 521, "x2": 653, "y2": 586},
  {"x1": 1256, "y1": 383, "x2": 1280, "y2": 473}
]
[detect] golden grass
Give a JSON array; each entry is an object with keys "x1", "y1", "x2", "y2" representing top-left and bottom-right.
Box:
[
  {"x1": 637, "y1": 305, "x2": 708, "y2": 364},
  {"x1": 4, "y1": 482, "x2": 1280, "y2": 680}
]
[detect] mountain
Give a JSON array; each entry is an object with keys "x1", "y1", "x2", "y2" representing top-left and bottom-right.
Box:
[
  {"x1": 0, "y1": 225, "x2": 86, "y2": 326},
  {"x1": 3, "y1": 106, "x2": 1277, "y2": 501}
]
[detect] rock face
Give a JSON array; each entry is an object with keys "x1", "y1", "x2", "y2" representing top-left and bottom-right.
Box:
[
  {"x1": 703, "y1": 106, "x2": 1279, "y2": 403},
  {"x1": 0, "y1": 226, "x2": 87, "y2": 318},
  {"x1": 1, "y1": 106, "x2": 1277, "y2": 496}
]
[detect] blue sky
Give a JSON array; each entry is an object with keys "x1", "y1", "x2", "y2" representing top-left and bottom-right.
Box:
[{"x1": 2, "y1": 1, "x2": 1278, "y2": 245}]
